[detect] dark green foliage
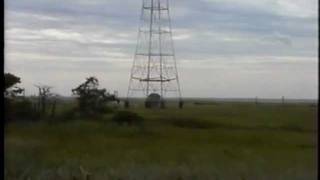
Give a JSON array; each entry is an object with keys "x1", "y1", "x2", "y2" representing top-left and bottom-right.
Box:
[
  {"x1": 171, "y1": 118, "x2": 213, "y2": 129},
  {"x1": 14, "y1": 99, "x2": 38, "y2": 119},
  {"x1": 5, "y1": 98, "x2": 39, "y2": 121},
  {"x1": 95, "y1": 104, "x2": 113, "y2": 114},
  {"x1": 112, "y1": 111, "x2": 144, "y2": 126},
  {"x1": 58, "y1": 105, "x2": 113, "y2": 122},
  {"x1": 4, "y1": 97, "x2": 12, "y2": 122},
  {"x1": 72, "y1": 77, "x2": 118, "y2": 115},
  {"x1": 58, "y1": 108, "x2": 77, "y2": 121},
  {"x1": 4, "y1": 73, "x2": 30, "y2": 122}
]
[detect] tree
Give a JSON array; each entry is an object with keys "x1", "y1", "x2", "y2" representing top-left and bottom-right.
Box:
[
  {"x1": 4, "y1": 73, "x2": 24, "y2": 97},
  {"x1": 4, "y1": 73, "x2": 29, "y2": 121},
  {"x1": 72, "y1": 77, "x2": 118, "y2": 114},
  {"x1": 34, "y1": 85, "x2": 53, "y2": 114}
]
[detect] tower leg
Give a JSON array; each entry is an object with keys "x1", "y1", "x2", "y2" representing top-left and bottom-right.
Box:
[
  {"x1": 179, "y1": 100, "x2": 184, "y2": 109},
  {"x1": 124, "y1": 100, "x2": 130, "y2": 109},
  {"x1": 160, "y1": 100, "x2": 165, "y2": 109}
]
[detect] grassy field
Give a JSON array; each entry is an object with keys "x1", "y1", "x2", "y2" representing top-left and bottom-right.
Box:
[{"x1": 4, "y1": 101, "x2": 318, "y2": 180}]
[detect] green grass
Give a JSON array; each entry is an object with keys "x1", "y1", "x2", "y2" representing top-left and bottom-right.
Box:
[{"x1": 4, "y1": 102, "x2": 318, "y2": 179}]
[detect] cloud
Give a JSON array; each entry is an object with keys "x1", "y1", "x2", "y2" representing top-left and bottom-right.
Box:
[
  {"x1": 202, "y1": 0, "x2": 318, "y2": 18},
  {"x1": 4, "y1": 0, "x2": 318, "y2": 98}
]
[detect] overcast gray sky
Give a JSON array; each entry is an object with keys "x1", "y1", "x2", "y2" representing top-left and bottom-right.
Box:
[{"x1": 5, "y1": 0, "x2": 318, "y2": 99}]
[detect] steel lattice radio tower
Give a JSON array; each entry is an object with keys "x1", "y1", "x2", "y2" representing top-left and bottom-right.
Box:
[{"x1": 127, "y1": 0, "x2": 182, "y2": 108}]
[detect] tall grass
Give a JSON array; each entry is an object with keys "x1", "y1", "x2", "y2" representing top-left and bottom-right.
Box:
[{"x1": 4, "y1": 102, "x2": 317, "y2": 179}]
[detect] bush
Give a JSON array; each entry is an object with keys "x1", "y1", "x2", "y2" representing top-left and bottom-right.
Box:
[
  {"x1": 56, "y1": 105, "x2": 113, "y2": 122},
  {"x1": 72, "y1": 77, "x2": 119, "y2": 114},
  {"x1": 4, "y1": 98, "x2": 12, "y2": 121},
  {"x1": 5, "y1": 98, "x2": 39, "y2": 121},
  {"x1": 279, "y1": 124, "x2": 305, "y2": 132},
  {"x1": 13, "y1": 99, "x2": 34, "y2": 117},
  {"x1": 58, "y1": 108, "x2": 77, "y2": 121},
  {"x1": 112, "y1": 111, "x2": 144, "y2": 126},
  {"x1": 95, "y1": 104, "x2": 113, "y2": 114},
  {"x1": 171, "y1": 118, "x2": 214, "y2": 129}
]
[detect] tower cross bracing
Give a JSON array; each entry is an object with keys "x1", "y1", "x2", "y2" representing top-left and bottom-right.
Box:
[{"x1": 127, "y1": 0, "x2": 182, "y2": 105}]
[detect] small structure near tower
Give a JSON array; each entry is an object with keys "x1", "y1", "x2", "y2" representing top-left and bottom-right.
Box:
[{"x1": 145, "y1": 93, "x2": 161, "y2": 108}]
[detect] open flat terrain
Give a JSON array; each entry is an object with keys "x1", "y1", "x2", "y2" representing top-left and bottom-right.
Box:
[{"x1": 5, "y1": 101, "x2": 318, "y2": 179}]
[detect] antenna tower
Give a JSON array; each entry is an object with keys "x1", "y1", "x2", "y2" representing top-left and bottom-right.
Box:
[{"x1": 127, "y1": 0, "x2": 182, "y2": 107}]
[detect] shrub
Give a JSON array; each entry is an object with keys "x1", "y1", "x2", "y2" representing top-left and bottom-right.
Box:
[
  {"x1": 57, "y1": 105, "x2": 113, "y2": 122},
  {"x1": 5, "y1": 98, "x2": 39, "y2": 121},
  {"x1": 112, "y1": 111, "x2": 144, "y2": 126},
  {"x1": 13, "y1": 99, "x2": 34, "y2": 117},
  {"x1": 171, "y1": 118, "x2": 214, "y2": 129},
  {"x1": 58, "y1": 108, "x2": 77, "y2": 121},
  {"x1": 4, "y1": 98, "x2": 12, "y2": 122},
  {"x1": 72, "y1": 77, "x2": 119, "y2": 114},
  {"x1": 95, "y1": 104, "x2": 113, "y2": 114},
  {"x1": 279, "y1": 124, "x2": 305, "y2": 132}
]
